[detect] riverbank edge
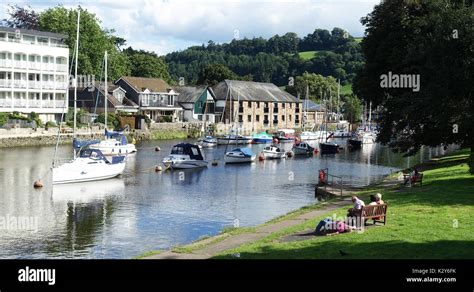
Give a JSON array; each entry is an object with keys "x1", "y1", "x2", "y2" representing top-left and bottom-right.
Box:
[
  {"x1": 139, "y1": 149, "x2": 464, "y2": 260},
  {"x1": 0, "y1": 128, "x2": 196, "y2": 148}
]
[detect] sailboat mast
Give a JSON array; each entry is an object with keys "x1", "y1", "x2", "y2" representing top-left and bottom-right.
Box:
[
  {"x1": 368, "y1": 101, "x2": 372, "y2": 131},
  {"x1": 73, "y1": 9, "x2": 80, "y2": 139},
  {"x1": 104, "y1": 51, "x2": 108, "y2": 129}
]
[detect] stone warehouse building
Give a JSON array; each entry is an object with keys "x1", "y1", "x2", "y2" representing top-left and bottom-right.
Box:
[{"x1": 212, "y1": 80, "x2": 302, "y2": 131}]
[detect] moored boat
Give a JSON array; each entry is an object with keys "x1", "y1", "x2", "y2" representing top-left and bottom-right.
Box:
[
  {"x1": 251, "y1": 131, "x2": 273, "y2": 144},
  {"x1": 262, "y1": 145, "x2": 287, "y2": 159},
  {"x1": 224, "y1": 148, "x2": 256, "y2": 164},
  {"x1": 201, "y1": 136, "x2": 217, "y2": 147},
  {"x1": 273, "y1": 129, "x2": 296, "y2": 142},
  {"x1": 217, "y1": 134, "x2": 252, "y2": 145},
  {"x1": 292, "y1": 141, "x2": 315, "y2": 155},
  {"x1": 319, "y1": 142, "x2": 339, "y2": 154},
  {"x1": 89, "y1": 129, "x2": 137, "y2": 155},
  {"x1": 162, "y1": 143, "x2": 208, "y2": 169}
]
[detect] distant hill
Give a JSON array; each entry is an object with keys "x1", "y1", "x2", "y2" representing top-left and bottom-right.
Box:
[{"x1": 165, "y1": 28, "x2": 364, "y2": 88}]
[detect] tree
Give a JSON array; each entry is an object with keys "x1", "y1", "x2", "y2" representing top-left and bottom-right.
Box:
[
  {"x1": 197, "y1": 63, "x2": 237, "y2": 86},
  {"x1": 343, "y1": 94, "x2": 362, "y2": 124},
  {"x1": 39, "y1": 6, "x2": 130, "y2": 80},
  {"x1": 124, "y1": 47, "x2": 171, "y2": 82},
  {"x1": 353, "y1": 0, "x2": 474, "y2": 173},
  {"x1": 1, "y1": 4, "x2": 39, "y2": 30}
]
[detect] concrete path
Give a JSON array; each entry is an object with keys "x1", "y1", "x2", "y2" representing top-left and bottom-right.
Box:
[{"x1": 145, "y1": 198, "x2": 353, "y2": 259}]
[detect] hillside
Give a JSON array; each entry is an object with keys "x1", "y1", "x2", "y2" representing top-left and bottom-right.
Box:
[{"x1": 165, "y1": 28, "x2": 364, "y2": 88}]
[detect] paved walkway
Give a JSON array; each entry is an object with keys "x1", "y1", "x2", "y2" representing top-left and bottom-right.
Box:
[{"x1": 145, "y1": 198, "x2": 353, "y2": 259}]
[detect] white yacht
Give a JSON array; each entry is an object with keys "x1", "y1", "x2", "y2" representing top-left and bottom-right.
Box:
[
  {"x1": 89, "y1": 130, "x2": 137, "y2": 155},
  {"x1": 262, "y1": 145, "x2": 287, "y2": 159}
]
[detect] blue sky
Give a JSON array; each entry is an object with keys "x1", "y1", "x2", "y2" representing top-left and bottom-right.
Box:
[{"x1": 1, "y1": 0, "x2": 380, "y2": 55}]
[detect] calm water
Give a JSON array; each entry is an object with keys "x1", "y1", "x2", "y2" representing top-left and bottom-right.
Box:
[{"x1": 0, "y1": 139, "x2": 454, "y2": 258}]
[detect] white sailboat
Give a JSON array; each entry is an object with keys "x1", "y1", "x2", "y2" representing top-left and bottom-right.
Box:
[
  {"x1": 89, "y1": 51, "x2": 137, "y2": 155},
  {"x1": 52, "y1": 11, "x2": 126, "y2": 184}
]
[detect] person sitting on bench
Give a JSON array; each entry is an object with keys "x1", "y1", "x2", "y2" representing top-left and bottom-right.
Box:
[
  {"x1": 404, "y1": 167, "x2": 419, "y2": 185},
  {"x1": 347, "y1": 196, "x2": 365, "y2": 217}
]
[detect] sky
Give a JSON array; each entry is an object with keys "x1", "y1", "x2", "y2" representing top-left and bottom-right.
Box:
[{"x1": 0, "y1": 0, "x2": 381, "y2": 55}]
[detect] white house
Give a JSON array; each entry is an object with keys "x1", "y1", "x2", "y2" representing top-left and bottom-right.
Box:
[{"x1": 0, "y1": 27, "x2": 69, "y2": 123}]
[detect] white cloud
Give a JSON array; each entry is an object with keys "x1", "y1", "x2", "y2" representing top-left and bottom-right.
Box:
[{"x1": 2, "y1": 0, "x2": 381, "y2": 55}]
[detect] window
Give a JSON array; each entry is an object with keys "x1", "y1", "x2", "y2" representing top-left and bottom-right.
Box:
[
  {"x1": 248, "y1": 101, "x2": 252, "y2": 108},
  {"x1": 281, "y1": 115, "x2": 285, "y2": 121},
  {"x1": 273, "y1": 115, "x2": 278, "y2": 123},
  {"x1": 238, "y1": 115, "x2": 243, "y2": 123},
  {"x1": 23, "y1": 35, "x2": 35, "y2": 44},
  {"x1": 256, "y1": 115, "x2": 260, "y2": 122},
  {"x1": 257, "y1": 102, "x2": 260, "y2": 108},
  {"x1": 239, "y1": 101, "x2": 243, "y2": 108},
  {"x1": 289, "y1": 115, "x2": 292, "y2": 122},
  {"x1": 247, "y1": 115, "x2": 251, "y2": 122},
  {"x1": 168, "y1": 95, "x2": 174, "y2": 106}
]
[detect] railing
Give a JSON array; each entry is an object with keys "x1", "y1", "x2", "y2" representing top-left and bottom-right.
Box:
[
  {"x1": 28, "y1": 81, "x2": 42, "y2": 89},
  {"x1": 318, "y1": 168, "x2": 343, "y2": 198},
  {"x1": 28, "y1": 62, "x2": 42, "y2": 70},
  {"x1": 56, "y1": 64, "x2": 67, "y2": 72},
  {"x1": 28, "y1": 100, "x2": 41, "y2": 108},
  {"x1": 0, "y1": 99, "x2": 12, "y2": 107},
  {"x1": 55, "y1": 82, "x2": 68, "y2": 90},
  {"x1": 0, "y1": 79, "x2": 12, "y2": 88},
  {"x1": 0, "y1": 37, "x2": 68, "y2": 48},
  {"x1": 13, "y1": 80, "x2": 27, "y2": 88},
  {"x1": 42, "y1": 63, "x2": 55, "y2": 71},
  {"x1": 42, "y1": 82, "x2": 55, "y2": 89},
  {"x1": 0, "y1": 59, "x2": 12, "y2": 68},
  {"x1": 140, "y1": 98, "x2": 177, "y2": 107},
  {"x1": 14, "y1": 61, "x2": 27, "y2": 69}
]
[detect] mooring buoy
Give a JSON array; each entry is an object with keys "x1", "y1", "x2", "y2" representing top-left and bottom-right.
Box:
[
  {"x1": 211, "y1": 160, "x2": 218, "y2": 166},
  {"x1": 155, "y1": 165, "x2": 163, "y2": 172},
  {"x1": 33, "y1": 180, "x2": 44, "y2": 188},
  {"x1": 155, "y1": 146, "x2": 161, "y2": 152}
]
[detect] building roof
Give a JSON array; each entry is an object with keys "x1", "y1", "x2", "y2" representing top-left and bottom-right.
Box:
[
  {"x1": 117, "y1": 76, "x2": 174, "y2": 93},
  {"x1": 212, "y1": 80, "x2": 300, "y2": 103},
  {"x1": 302, "y1": 99, "x2": 325, "y2": 112},
  {"x1": 0, "y1": 26, "x2": 67, "y2": 39},
  {"x1": 71, "y1": 85, "x2": 138, "y2": 108},
  {"x1": 174, "y1": 85, "x2": 216, "y2": 103}
]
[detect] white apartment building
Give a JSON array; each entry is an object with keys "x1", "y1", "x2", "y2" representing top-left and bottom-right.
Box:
[{"x1": 0, "y1": 27, "x2": 69, "y2": 123}]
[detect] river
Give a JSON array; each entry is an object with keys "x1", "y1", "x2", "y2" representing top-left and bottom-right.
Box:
[{"x1": 0, "y1": 139, "x2": 455, "y2": 258}]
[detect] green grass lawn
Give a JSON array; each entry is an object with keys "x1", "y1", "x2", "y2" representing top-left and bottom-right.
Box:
[
  {"x1": 298, "y1": 50, "x2": 329, "y2": 60},
  {"x1": 354, "y1": 37, "x2": 363, "y2": 43},
  {"x1": 215, "y1": 149, "x2": 474, "y2": 259}
]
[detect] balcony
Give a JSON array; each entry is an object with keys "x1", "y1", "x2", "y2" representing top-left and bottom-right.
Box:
[
  {"x1": 0, "y1": 99, "x2": 12, "y2": 107},
  {"x1": 28, "y1": 62, "x2": 42, "y2": 70},
  {"x1": 55, "y1": 82, "x2": 68, "y2": 90},
  {"x1": 0, "y1": 79, "x2": 12, "y2": 88},
  {"x1": 13, "y1": 80, "x2": 27, "y2": 88},
  {"x1": 42, "y1": 63, "x2": 55, "y2": 71},
  {"x1": 140, "y1": 97, "x2": 177, "y2": 108},
  {"x1": 14, "y1": 60, "x2": 27, "y2": 69},
  {"x1": 42, "y1": 82, "x2": 55, "y2": 90},
  {"x1": 56, "y1": 64, "x2": 68, "y2": 72},
  {"x1": 28, "y1": 81, "x2": 42, "y2": 89},
  {"x1": 0, "y1": 59, "x2": 12, "y2": 68}
]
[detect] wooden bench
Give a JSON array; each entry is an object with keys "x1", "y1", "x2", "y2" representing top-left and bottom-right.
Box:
[{"x1": 355, "y1": 204, "x2": 388, "y2": 226}]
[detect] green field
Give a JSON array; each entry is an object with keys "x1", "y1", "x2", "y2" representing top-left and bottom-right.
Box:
[
  {"x1": 215, "y1": 149, "x2": 474, "y2": 259},
  {"x1": 354, "y1": 37, "x2": 363, "y2": 43},
  {"x1": 298, "y1": 51, "x2": 317, "y2": 60}
]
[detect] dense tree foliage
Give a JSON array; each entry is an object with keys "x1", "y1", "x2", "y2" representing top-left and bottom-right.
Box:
[
  {"x1": 197, "y1": 63, "x2": 238, "y2": 86},
  {"x1": 123, "y1": 47, "x2": 171, "y2": 82},
  {"x1": 165, "y1": 28, "x2": 364, "y2": 86},
  {"x1": 353, "y1": 0, "x2": 474, "y2": 172}
]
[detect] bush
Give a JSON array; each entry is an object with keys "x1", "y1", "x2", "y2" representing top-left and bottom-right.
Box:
[
  {"x1": 28, "y1": 112, "x2": 43, "y2": 127},
  {"x1": 158, "y1": 115, "x2": 173, "y2": 123},
  {"x1": 96, "y1": 113, "x2": 120, "y2": 130},
  {"x1": 45, "y1": 121, "x2": 57, "y2": 129},
  {"x1": 469, "y1": 150, "x2": 474, "y2": 175},
  {"x1": 0, "y1": 113, "x2": 8, "y2": 126}
]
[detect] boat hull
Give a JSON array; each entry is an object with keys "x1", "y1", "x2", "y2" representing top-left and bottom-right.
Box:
[
  {"x1": 52, "y1": 158, "x2": 126, "y2": 184},
  {"x1": 252, "y1": 138, "x2": 273, "y2": 144},
  {"x1": 262, "y1": 151, "x2": 286, "y2": 159},
  {"x1": 217, "y1": 138, "x2": 252, "y2": 145},
  {"x1": 163, "y1": 159, "x2": 208, "y2": 169},
  {"x1": 319, "y1": 143, "x2": 339, "y2": 154},
  {"x1": 224, "y1": 154, "x2": 256, "y2": 164},
  {"x1": 348, "y1": 139, "x2": 362, "y2": 148}
]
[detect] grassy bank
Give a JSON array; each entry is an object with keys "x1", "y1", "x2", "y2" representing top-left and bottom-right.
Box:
[
  {"x1": 214, "y1": 149, "x2": 474, "y2": 259},
  {"x1": 150, "y1": 129, "x2": 188, "y2": 140}
]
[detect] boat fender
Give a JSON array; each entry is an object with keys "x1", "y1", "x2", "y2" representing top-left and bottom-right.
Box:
[
  {"x1": 155, "y1": 146, "x2": 161, "y2": 152},
  {"x1": 314, "y1": 149, "x2": 319, "y2": 154},
  {"x1": 273, "y1": 138, "x2": 279, "y2": 144},
  {"x1": 212, "y1": 160, "x2": 218, "y2": 166},
  {"x1": 155, "y1": 165, "x2": 163, "y2": 172},
  {"x1": 33, "y1": 180, "x2": 44, "y2": 188},
  {"x1": 258, "y1": 153, "x2": 265, "y2": 161}
]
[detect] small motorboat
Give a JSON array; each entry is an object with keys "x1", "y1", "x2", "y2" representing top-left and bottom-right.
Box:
[
  {"x1": 299, "y1": 131, "x2": 319, "y2": 141},
  {"x1": 319, "y1": 142, "x2": 339, "y2": 154},
  {"x1": 217, "y1": 134, "x2": 252, "y2": 145},
  {"x1": 251, "y1": 131, "x2": 273, "y2": 144},
  {"x1": 201, "y1": 136, "x2": 217, "y2": 148},
  {"x1": 292, "y1": 141, "x2": 315, "y2": 155},
  {"x1": 162, "y1": 143, "x2": 208, "y2": 169},
  {"x1": 361, "y1": 132, "x2": 376, "y2": 144},
  {"x1": 262, "y1": 145, "x2": 287, "y2": 159},
  {"x1": 273, "y1": 129, "x2": 296, "y2": 142},
  {"x1": 347, "y1": 138, "x2": 362, "y2": 149},
  {"x1": 333, "y1": 130, "x2": 351, "y2": 138},
  {"x1": 224, "y1": 148, "x2": 256, "y2": 164}
]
